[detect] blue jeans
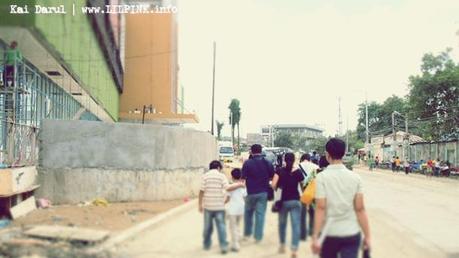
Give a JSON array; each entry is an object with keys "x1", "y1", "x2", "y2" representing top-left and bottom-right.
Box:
[
  {"x1": 321, "y1": 233, "x2": 361, "y2": 258},
  {"x1": 244, "y1": 192, "x2": 268, "y2": 241},
  {"x1": 278, "y1": 200, "x2": 301, "y2": 251},
  {"x1": 300, "y1": 204, "x2": 315, "y2": 239},
  {"x1": 309, "y1": 205, "x2": 315, "y2": 236},
  {"x1": 300, "y1": 204, "x2": 307, "y2": 240},
  {"x1": 203, "y1": 210, "x2": 228, "y2": 250}
]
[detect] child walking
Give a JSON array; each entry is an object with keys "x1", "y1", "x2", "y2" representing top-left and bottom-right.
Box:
[{"x1": 227, "y1": 168, "x2": 247, "y2": 252}]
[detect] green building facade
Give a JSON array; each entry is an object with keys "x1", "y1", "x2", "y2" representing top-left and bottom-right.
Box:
[{"x1": 0, "y1": 0, "x2": 122, "y2": 121}]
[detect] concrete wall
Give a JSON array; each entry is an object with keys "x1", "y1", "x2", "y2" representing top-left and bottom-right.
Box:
[{"x1": 38, "y1": 120, "x2": 217, "y2": 204}]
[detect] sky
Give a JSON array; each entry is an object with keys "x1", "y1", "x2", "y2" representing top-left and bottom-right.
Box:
[{"x1": 177, "y1": 0, "x2": 459, "y2": 137}]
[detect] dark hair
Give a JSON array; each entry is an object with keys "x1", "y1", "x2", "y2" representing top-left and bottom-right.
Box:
[
  {"x1": 284, "y1": 152, "x2": 295, "y2": 172},
  {"x1": 231, "y1": 168, "x2": 242, "y2": 179},
  {"x1": 325, "y1": 138, "x2": 346, "y2": 160},
  {"x1": 300, "y1": 153, "x2": 311, "y2": 162},
  {"x1": 209, "y1": 160, "x2": 222, "y2": 170},
  {"x1": 251, "y1": 144, "x2": 262, "y2": 154},
  {"x1": 319, "y1": 155, "x2": 329, "y2": 169}
]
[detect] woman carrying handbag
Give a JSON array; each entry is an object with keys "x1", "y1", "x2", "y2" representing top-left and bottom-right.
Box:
[{"x1": 272, "y1": 152, "x2": 305, "y2": 258}]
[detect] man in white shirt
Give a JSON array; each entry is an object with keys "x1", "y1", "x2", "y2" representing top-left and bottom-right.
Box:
[
  {"x1": 311, "y1": 138, "x2": 371, "y2": 258},
  {"x1": 298, "y1": 153, "x2": 319, "y2": 240}
]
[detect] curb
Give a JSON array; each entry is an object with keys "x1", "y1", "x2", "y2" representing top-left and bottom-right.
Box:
[{"x1": 88, "y1": 199, "x2": 198, "y2": 253}]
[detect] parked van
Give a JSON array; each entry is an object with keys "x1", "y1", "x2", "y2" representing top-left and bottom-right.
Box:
[{"x1": 218, "y1": 142, "x2": 234, "y2": 163}]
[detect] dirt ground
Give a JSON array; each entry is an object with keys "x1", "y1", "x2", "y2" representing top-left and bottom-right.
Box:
[{"x1": 12, "y1": 200, "x2": 185, "y2": 232}]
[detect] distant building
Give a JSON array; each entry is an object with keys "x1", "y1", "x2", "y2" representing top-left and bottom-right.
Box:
[
  {"x1": 261, "y1": 124, "x2": 323, "y2": 147},
  {"x1": 369, "y1": 131, "x2": 423, "y2": 162}
]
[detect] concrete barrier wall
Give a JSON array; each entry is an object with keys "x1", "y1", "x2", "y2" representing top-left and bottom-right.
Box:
[
  {"x1": 37, "y1": 120, "x2": 218, "y2": 204},
  {"x1": 38, "y1": 168, "x2": 205, "y2": 204}
]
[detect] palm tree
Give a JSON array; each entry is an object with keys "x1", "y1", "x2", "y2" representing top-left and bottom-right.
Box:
[
  {"x1": 228, "y1": 99, "x2": 241, "y2": 154},
  {"x1": 216, "y1": 121, "x2": 224, "y2": 140}
]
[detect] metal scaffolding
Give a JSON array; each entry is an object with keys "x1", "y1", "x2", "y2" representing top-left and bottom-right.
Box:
[{"x1": 0, "y1": 42, "x2": 99, "y2": 167}]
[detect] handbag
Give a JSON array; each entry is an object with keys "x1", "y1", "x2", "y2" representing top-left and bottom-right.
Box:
[
  {"x1": 363, "y1": 248, "x2": 371, "y2": 258},
  {"x1": 300, "y1": 179, "x2": 316, "y2": 205},
  {"x1": 271, "y1": 200, "x2": 282, "y2": 212}
]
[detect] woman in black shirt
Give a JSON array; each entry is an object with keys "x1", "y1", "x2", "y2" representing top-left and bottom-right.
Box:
[{"x1": 272, "y1": 152, "x2": 304, "y2": 258}]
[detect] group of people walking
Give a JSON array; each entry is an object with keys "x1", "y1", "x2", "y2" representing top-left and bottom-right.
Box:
[{"x1": 199, "y1": 138, "x2": 371, "y2": 258}]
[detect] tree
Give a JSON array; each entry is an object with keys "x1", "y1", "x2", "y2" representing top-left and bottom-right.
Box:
[
  {"x1": 408, "y1": 49, "x2": 459, "y2": 140},
  {"x1": 216, "y1": 121, "x2": 224, "y2": 140},
  {"x1": 274, "y1": 131, "x2": 294, "y2": 149},
  {"x1": 346, "y1": 130, "x2": 365, "y2": 154},
  {"x1": 355, "y1": 49, "x2": 459, "y2": 141},
  {"x1": 228, "y1": 99, "x2": 241, "y2": 153},
  {"x1": 292, "y1": 135, "x2": 309, "y2": 152},
  {"x1": 308, "y1": 136, "x2": 329, "y2": 154}
]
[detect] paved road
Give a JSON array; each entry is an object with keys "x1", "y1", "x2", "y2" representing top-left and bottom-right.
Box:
[{"x1": 114, "y1": 167, "x2": 459, "y2": 258}]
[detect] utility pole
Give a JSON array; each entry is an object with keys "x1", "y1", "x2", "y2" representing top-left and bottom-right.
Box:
[
  {"x1": 365, "y1": 93, "x2": 369, "y2": 145},
  {"x1": 405, "y1": 113, "x2": 409, "y2": 161},
  {"x1": 346, "y1": 116, "x2": 349, "y2": 153},
  {"x1": 392, "y1": 112, "x2": 396, "y2": 140},
  {"x1": 405, "y1": 113, "x2": 408, "y2": 135},
  {"x1": 392, "y1": 111, "x2": 397, "y2": 156},
  {"x1": 338, "y1": 97, "x2": 342, "y2": 136},
  {"x1": 211, "y1": 41, "x2": 216, "y2": 135}
]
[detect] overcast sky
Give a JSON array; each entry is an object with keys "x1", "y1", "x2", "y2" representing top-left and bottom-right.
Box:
[{"x1": 177, "y1": 0, "x2": 459, "y2": 137}]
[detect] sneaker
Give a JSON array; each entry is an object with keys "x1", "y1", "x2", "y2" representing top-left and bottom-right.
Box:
[
  {"x1": 221, "y1": 249, "x2": 228, "y2": 255},
  {"x1": 231, "y1": 247, "x2": 239, "y2": 252}
]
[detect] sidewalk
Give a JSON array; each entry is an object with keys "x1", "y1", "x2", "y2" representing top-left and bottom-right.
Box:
[{"x1": 114, "y1": 201, "x2": 314, "y2": 258}]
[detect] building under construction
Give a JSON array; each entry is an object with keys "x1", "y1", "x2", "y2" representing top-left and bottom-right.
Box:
[{"x1": 0, "y1": 0, "x2": 124, "y2": 167}]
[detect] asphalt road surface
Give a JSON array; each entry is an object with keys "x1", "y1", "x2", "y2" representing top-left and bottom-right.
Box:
[{"x1": 114, "y1": 166, "x2": 459, "y2": 258}]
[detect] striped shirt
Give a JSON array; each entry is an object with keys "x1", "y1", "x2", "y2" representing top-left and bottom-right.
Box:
[{"x1": 200, "y1": 169, "x2": 229, "y2": 211}]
